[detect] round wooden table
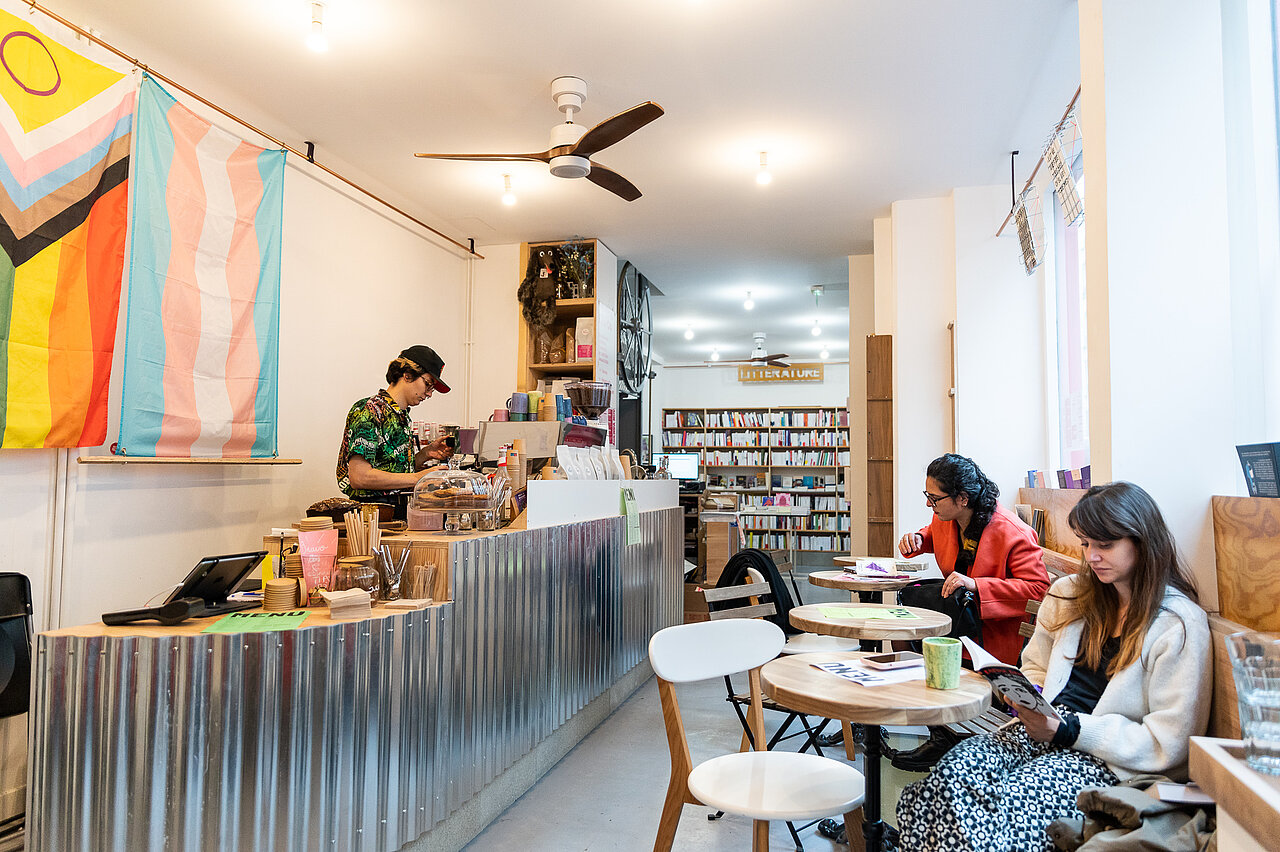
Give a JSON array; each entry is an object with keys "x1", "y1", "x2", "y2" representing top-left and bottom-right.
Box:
[
  {"x1": 762, "y1": 651, "x2": 991, "y2": 852},
  {"x1": 789, "y1": 602, "x2": 951, "y2": 642},
  {"x1": 809, "y1": 570, "x2": 917, "y2": 604}
]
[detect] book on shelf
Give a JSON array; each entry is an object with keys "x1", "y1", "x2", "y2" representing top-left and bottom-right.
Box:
[
  {"x1": 770, "y1": 474, "x2": 782, "y2": 488},
  {"x1": 958, "y1": 637, "x2": 1062, "y2": 722}
]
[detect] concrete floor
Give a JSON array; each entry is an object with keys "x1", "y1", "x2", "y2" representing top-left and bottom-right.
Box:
[{"x1": 464, "y1": 575, "x2": 932, "y2": 851}]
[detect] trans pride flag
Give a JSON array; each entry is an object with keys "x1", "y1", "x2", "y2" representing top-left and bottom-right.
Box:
[
  {"x1": 0, "y1": 7, "x2": 134, "y2": 448},
  {"x1": 118, "y1": 75, "x2": 284, "y2": 457}
]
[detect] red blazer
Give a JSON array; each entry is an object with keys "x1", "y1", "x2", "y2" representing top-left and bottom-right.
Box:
[{"x1": 904, "y1": 504, "x2": 1049, "y2": 664}]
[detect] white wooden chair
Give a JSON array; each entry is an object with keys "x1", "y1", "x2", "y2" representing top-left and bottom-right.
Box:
[{"x1": 650, "y1": 619, "x2": 866, "y2": 852}]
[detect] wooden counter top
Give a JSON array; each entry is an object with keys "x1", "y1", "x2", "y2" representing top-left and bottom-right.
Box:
[
  {"x1": 41, "y1": 601, "x2": 447, "y2": 639},
  {"x1": 1189, "y1": 736, "x2": 1280, "y2": 847}
]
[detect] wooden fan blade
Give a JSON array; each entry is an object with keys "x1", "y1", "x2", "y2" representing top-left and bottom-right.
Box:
[
  {"x1": 414, "y1": 151, "x2": 552, "y2": 163},
  {"x1": 571, "y1": 102, "x2": 664, "y2": 159},
  {"x1": 585, "y1": 162, "x2": 643, "y2": 201},
  {"x1": 766, "y1": 359, "x2": 791, "y2": 367}
]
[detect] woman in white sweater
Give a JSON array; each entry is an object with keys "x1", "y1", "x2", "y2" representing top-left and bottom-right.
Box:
[{"x1": 895, "y1": 481, "x2": 1211, "y2": 852}]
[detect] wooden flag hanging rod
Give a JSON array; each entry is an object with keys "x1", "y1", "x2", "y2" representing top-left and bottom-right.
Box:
[
  {"x1": 22, "y1": 0, "x2": 483, "y2": 260},
  {"x1": 996, "y1": 86, "x2": 1082, "y2": 237}
]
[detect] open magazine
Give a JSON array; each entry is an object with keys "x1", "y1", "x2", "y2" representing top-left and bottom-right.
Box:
[{"x1": 959, "y1": 636, "x2": 1062, "y2": 723}]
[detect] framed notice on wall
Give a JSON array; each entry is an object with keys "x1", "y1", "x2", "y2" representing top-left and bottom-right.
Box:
[{"x1": 1236, "y1": 442, "x2": 1280, "y2": 498}]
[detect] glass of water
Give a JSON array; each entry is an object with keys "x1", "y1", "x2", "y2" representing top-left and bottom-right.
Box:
[{"x1": 1227, "y1": 631, "x2": 1280, "y2": 775}]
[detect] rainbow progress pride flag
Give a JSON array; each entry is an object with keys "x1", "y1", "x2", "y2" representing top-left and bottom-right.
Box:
[
  {"x1": 118, "y1": 75, "x2": 284, "y2": 458},
  {"x1": 0, "y1": 8, "x2": 134, "y2": 448}
]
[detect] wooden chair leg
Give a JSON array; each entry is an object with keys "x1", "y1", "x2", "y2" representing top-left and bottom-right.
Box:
[
  {"x1": 652, "y1": 782, "x2": 687, "y2": 852},
  {"x1": 842, "y1": 719, "x2": 857, "y2": 761},
  {"x1": 740, "y1": 728, "x2": 751, "y2": 753},
  {"x1": 752, "y1": 819, "x2": 770, "y2": 852},
  {"x1": 843, "y1": 807, "x2": 867, "y2": 852}
]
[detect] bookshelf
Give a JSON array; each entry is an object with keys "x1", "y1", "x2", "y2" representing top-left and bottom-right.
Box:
[{"x1": 661, "y1": 405, "x2": 852, "y2": 553}]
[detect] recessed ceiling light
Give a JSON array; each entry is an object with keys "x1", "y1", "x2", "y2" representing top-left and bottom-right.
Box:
[
  {"x1": 756, "y1": 151, "x2": 771, "y2": 185},
  {"x1": 306, "y1": 1, "x2": 328, "y2": 52},
  {"x1": 743, "y1": 290, "x2": 754, "y2": 310}
]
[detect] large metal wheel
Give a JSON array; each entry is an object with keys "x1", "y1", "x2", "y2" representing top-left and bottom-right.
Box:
[{"x1": 617, "y1": 261, "x2": 652, "y2": 398}]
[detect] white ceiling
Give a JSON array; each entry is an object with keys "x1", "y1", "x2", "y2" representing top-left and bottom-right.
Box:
[{"x1": 44, "y1": 0, "x2": 1079, "y2": 367}]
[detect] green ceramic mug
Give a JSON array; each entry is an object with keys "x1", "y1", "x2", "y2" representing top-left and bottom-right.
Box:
[{"x1": 923, "y1": 636, "x2": 962, "y2": 689}]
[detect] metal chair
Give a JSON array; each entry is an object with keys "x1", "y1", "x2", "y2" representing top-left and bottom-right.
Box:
[
  {"x1": 0, "y1": 572, "x2": 33, "y2": 851},
  {"x1": 650, "y1": 619, "x2": 866, "y2": 852}
]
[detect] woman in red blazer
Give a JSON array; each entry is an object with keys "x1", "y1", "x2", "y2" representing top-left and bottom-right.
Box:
[{"x1": 895, "y1": 452, "x2": 1050, "y2": 770}]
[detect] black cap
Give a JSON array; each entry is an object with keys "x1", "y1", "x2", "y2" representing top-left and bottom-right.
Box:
[{"x1": 399, "y1": 345, "x2": 451, "y2": 393}]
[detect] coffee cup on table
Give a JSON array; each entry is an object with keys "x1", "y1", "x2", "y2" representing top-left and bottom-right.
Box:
[{"x1": 923, "y1": 636, "x2": 962, "y2": 689}]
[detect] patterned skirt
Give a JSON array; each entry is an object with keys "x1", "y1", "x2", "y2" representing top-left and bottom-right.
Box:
[{"x1": 895, "y1": 721, "x2": 1119, "y2": 852}]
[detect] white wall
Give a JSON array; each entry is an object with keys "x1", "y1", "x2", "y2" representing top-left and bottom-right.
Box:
[
  {"x1": 890, "y1": 197, "x2": 958, "y2": 534},
  {"x1": 848, "y1": 254, "x2": 874, "y2": 555},
  {"x1": 470, "y1": 242, "x2": 522, "y2": 424},
  {"x1": 1079, "y1": 0, "x2": 1236, "y2": 607},
  {"x1": 953, "y1": 186, "x2": 1049, "y2": 505},
  {"x1": 656, "y1": 362, "x2": 851, "y2": 410}
]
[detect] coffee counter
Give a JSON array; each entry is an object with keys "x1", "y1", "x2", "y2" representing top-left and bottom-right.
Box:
[{"x1": 26, "y1": 507, "x2": 682, "y2": 852}]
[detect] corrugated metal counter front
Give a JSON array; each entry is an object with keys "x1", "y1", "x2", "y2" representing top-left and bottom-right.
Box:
[{"x1": 26, "y1": 507, "x2": 682, "y2": 852}]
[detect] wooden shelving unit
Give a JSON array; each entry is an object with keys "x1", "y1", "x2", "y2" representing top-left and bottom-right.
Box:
[
  {"x1": 867, "y1": 335, "x2": 894, "y2": 556},
  {"x1": 514, "y1": 241, "x2": 619, "y2": 436},
  {"x1": 661, "y1": 405, "x2": 851, "y2": 553}
]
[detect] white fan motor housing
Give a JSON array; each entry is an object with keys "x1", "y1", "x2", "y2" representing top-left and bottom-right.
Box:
[{"x1": 549, "y1": 121, "x2": 590, "y2": 178}]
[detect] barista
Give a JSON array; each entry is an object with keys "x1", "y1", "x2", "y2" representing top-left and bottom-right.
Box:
[{"x1": 336, "y1": 345, "x2": 455, "y2": 503}]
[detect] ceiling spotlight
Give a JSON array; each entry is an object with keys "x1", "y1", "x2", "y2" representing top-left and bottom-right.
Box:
[
  {"x1": 756, "y1": 151, "x2": 772, "y2": 185},
  {"x1": 820, "y1": 346, "x2": 830, "y2": 360},
  {"x1": 811, "y1": 319, "x2": 821, "y2": 337},
  {"x1": 711, "y1": 347, "x2": 720, "y2": 361},
  {"x1": 501, "y1": 174, "x2": 516, "y2": 206},
  {"x1": 743, "y1": 290, "x2": 755, "y2": 311},
  {"x1": 683, "y1": 324, "x2": 694, "y2": 340},
  {"x1": 306, "y1": 1, "x2": 328, "y2": 52}
]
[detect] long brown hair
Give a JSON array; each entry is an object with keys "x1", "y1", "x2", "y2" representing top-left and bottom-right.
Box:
[{"x1": 1050, "y1": 481, "x2": 1198, "y2": 675}]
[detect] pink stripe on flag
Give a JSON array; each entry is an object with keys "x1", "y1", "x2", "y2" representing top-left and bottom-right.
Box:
[
  {"x1": 154, "y1": 104, "x2": 211, "y2": 457},
  {"x1": 0, "y1": 89, "x2": 135, "y2": 186},
  {"x1": 220, "y1": 142, "x2": 264, "y2": 457}
]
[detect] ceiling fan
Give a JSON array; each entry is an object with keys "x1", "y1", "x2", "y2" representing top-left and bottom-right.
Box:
[
  {"x1": 707, "y1": 333, "x2": 791, "y2": 368},
  {"x1": 414, "y1": 76, "x2": 663, "y2": 202}
]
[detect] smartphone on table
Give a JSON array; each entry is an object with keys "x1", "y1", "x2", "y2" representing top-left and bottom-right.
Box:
[{"x1": 862, "y1": 651, "x2": 924, "y2": 670}]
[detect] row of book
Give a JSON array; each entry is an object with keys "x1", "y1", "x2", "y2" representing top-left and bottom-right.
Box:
[
  {"x1": 705, "y1": 450, "x2": 769, "y2": 466},
  {"x1": 707, "y1": 473, "x2": 843, "y2": 490},
  {"x1": 680, "y1": 410, "x2": 849, "y2": 428},
  {"x1": 739, "y1": 494, "x2": 847, "y2": 511},
  {"x1": 771, "y1": 430, "x2": 847, "y2": 447},
  {"x1": 1026, "y1": 465, "x2": 1092, "y2": 489},
  {"x1": 770, "y1": 450, "x2": 850, "y2": 466},
  {"x1": 1013, "y1": 504, "x2": 1047, "y2": 543},
  {"x1": 738, "y1": 515, "x2": 852, "y2": 532},
  {"x1": 739, "y1": 533, "x2": 853, "y2": 552}
]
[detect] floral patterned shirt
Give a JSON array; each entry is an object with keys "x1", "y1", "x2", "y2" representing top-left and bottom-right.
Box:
[{"x1": 337, "y1": 389, "x2": 413, "y2": 498}]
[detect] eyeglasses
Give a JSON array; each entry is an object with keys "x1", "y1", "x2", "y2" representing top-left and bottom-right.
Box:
[
  {"x1": 420, "y1": 375, "x2": 436, "y2": 393},
  {"x1": 923, "y1": 491, "x2": 952, "y2": 507}
]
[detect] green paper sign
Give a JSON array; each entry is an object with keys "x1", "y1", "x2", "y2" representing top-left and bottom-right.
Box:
[
  {"x1": 818, "y1": 606, "x2": 921, "y2": 620},
  {"x1": 621, "y1": 487, "x2": 641, "y2": 546},
  {"x1": 201, "y1": 610, "x2": 310, "y2": 634}
]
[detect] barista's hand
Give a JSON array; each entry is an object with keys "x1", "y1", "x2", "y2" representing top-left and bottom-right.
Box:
[{"x1": 414, "y1": 438, "x2": 454, "y2": 470}]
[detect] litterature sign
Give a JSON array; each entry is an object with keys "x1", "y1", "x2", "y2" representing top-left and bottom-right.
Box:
[{"x1": 737, "y1": 363, "x2": 824, "y2": 383}]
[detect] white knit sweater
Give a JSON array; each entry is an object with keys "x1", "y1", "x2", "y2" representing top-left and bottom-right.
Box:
[{"x1": 1020, "y1": 574, "x2": 1212, "y2": 781}]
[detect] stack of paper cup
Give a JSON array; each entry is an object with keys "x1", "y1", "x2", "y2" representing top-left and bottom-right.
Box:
[{"x1": 264, "y1": 578, "x2": 300, "y2": 611}]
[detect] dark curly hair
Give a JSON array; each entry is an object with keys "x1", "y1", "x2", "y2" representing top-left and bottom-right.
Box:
[
  {"x1": 386, "y1": 356, "x2": 425, "y2": 386},
  {"x1": 926, "y1": 453, "x2": 1000, "y2": 546}
]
